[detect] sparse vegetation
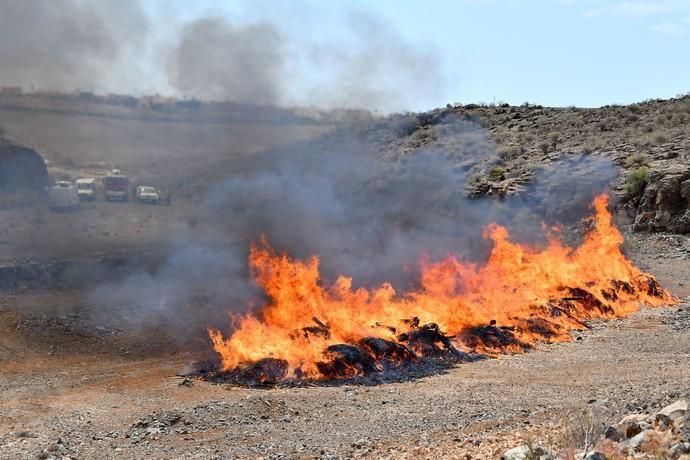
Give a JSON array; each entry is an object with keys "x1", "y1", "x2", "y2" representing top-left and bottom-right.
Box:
[
  {"x1": 548, "y1": 132, "x2": 560, "y2": 150},
  {"x1": 556, "y1": 407, "x2": 606, "y2": 455},
  {"x1": 488, "y1": 165, "x2": 507, "y2": 181},
  {"x1": 653, "y1": 133, "x2": 669, "y2": 144},
  {"x1": 497, "y1": 144, "x2": 521, "y2": 161},
  {"x1": 624, "y1": 153, "x2": 647, "y2": 168},
  {"x1": 538, "y1": 140, "x2": 550, "y2": 154},
  {"x1": 625, "y1": 166, "x2": 649, "y2": 199}
]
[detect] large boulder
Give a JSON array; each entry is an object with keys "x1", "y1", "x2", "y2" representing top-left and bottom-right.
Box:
[
  {"x1": 0, "y1": 138, "x2": 49, "y2": 191},
  {"x1": 633, "y1": 167, "x2": 690, "y2": 233}
]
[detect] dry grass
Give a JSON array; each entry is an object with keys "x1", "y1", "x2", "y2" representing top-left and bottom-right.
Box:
[{"x1": 555, "y1": 407, "x2": 608, "y2": 457}]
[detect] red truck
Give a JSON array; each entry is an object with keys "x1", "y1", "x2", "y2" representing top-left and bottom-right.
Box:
[{"x1": 103, "y1": 169, "x2": 130, "y2": 201}]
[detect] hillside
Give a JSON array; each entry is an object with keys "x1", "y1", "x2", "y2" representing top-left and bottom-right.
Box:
[
  {"x1": 357, "y1": 96, "x2": 690, "y2": 233},
  {"x1": 0, "y1": 93, "x2": 328, "y2": 196},
  {"x1": 0, "y1": 92, "x2": 689, "y2": 264}
]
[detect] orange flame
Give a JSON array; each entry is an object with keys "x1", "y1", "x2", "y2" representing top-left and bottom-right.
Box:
[{"x1": 209, "y1": 194, "x2": 674, "y2": 379}]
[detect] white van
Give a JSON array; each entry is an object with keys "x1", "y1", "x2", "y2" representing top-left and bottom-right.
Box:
[
  {"x1": 75, "y1": 178, "x2": 97, "y2": 200},
  {"x1": 49, "y1": 181, "x2": 80, "y2": 211}
]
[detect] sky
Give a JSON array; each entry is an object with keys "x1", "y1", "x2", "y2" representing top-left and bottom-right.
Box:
[
  {"x1": 142, "y1": 0, "x2": 690, "y2": 110},
  {"x1": 2, "y1": 0, "x2": 689, "y2": 112}
]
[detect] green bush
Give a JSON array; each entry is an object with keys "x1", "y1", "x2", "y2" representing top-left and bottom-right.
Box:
[
  {"x1": 625, "y1": 166, "x2": 649, "y2": 199},
  {"x1": 488, "y1": 166, "x2": 507, "y2": 181}
]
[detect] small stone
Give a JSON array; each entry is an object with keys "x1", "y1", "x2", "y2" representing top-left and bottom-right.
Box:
[
  {"x1": 501, "y1": 445, "x2": 548, "y2": 460},
  {"x1": 179, "y1": 377, "x2": 194, "y2": 387},
  {"x1": 604, "y1": 425, "x2": 620, "y2": 442}
]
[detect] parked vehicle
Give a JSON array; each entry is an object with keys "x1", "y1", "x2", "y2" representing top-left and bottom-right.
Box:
[
  {"x1": 49, "y1": 181, "x2": 79, "y2": 211},
  {"x1": 103, "y1": 169, "x2": 129, "y2": 201},
  {"x1": 75, "y1": 178, "x2": 96, "y2": 201},
  {"x1": 136, "y1": 185, "x2": 160, "y2": 204}
]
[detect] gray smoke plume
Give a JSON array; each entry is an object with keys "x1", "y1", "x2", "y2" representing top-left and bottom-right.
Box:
[
  {"x1": 85, "y1": 117, "x2": 617, "y2": 347},
  {"x1": 166, "y1": 17, "x2": 284, "y2": 104},
  {"x1": 295, "y1": 12, "x2": 445, "y2": 112},
  {"x1": 0, "y1": 2, "x2": 447, "y2": 111},
  {"x1": 0, "y1": 0, "x2": 148, "y2": 93},
  {"x1": 165, "y1": 10, "x2": 445, "y2": 111}
]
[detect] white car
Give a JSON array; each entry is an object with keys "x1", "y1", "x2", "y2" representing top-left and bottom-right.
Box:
[
  {"x1": 136, "y1": 186, "x2": 160, "y2": 204},
  {"x1": 75, "y1": 178, "x2": 97, "y2": 201},
  {"x1": 49, "y1": 181, "x2": 80, "y2": 211}
]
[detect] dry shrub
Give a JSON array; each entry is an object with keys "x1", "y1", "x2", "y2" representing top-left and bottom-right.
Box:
[
  {"x1": 548, "y1": 132, "x2": 560, "y2": 150},
  {"x1": 640, "y1": 430, "x2": 673, "y2": 458},
  {"x1": 555, "y1": 407, "x2": 607, "y2": 456},
  {"x1": 538, "y1": 140, "x2": 550, "y2": 153},
  {"x1": 559, "y1": 447, "x2": 578, "y2": 460},
  {"x1": 653, "y1": 133, "x2": 669, "y2": 144},
  {"x1": 624, "y1": 153, "x2": 647, "y2": 168},
  {"x1": 595, "y1": 439, "x2": 626, "y2": 460},
  {"x1": 497, "y1": 144, "x2": 521, "y2": 161}
]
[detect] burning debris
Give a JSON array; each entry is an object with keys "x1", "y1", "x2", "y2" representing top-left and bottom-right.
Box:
[{"x1": 203, "y1": 195, "x2": 675, "y2": 385}]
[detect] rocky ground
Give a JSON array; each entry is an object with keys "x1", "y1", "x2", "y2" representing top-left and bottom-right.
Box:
[{"x1": 0, "y1": 231, "x2": 687, "y2": 459}]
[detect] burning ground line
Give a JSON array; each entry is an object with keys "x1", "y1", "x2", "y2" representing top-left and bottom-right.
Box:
[{"x1": 198, "y1": 194, "x2": 676, "y2": 386}]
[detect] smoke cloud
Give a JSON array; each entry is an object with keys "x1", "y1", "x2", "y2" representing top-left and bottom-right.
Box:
[
  {"x1": 0, "y1": 0, "x2": 148, "y2": 93},
  {"x1": 165, "y1": 11, "x2": 445, "y2": 111},
  {"x1": 166, "y1": 18, "x2": 284, "y2": 104},
  {"x1": 0, "y1": 1, "x2": 447, "y2": 111},
  {"x1": 85, "y1": 116, "x2": 617, "y2": 345},
  {"x1": 294, "y1": 12, "x2": 445, "y2": 112}
]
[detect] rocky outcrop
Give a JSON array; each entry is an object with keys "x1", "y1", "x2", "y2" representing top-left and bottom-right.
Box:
[
  {"x1": 0, "y1": 138, "x2": 49, "y2": 191},
  {"x1": 633, "y1": 166, "x2": 690, "y2": 233}
]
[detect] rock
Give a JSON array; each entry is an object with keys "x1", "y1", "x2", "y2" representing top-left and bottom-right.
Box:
[
  {"x1": 633, "y1": 170, "x2": 690, "y2": 234},
  {"x1": 680, "y1": 179, "x2": 690, "y2": 202},
  {"x1": 623, "y1": 429, "x2": 654, "y2": 450},
  {"x1": 584, "y1": 452, "x2": 606, "y2": 460},
  {"x1": 501, "y1": 445, "x2": 548, "y2": 460},
  {"x1": 638, "y1": 183, "x2": 658, "y2": 213},
  {"x1": 615, "y1": 413, "x2": 648, "y2": 439},
  {"x1": 669, "y1": 210, "x2": 690, "y2": 234},
  {"x1": 633, "y1": 210, "x2": 655, "y2": 232},
  {"x1": 656, "y1": 400, "x2": 688, "y2": 426},
  {"x1": 670, "y1": 442, "x2": 690, "y2": 457},
  {"x1": 179, "y1": 377, "x2": 194, "y2": 387},
  {"x1": 604, "y1": 425, "x2": 621, "y2": 442}
]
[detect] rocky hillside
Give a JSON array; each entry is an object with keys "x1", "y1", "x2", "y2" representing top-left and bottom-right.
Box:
[{"x1": 366, "y1": 96, "x2": 690, "y2": 233}]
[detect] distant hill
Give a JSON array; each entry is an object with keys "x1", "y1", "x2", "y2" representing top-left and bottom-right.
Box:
[{"x1": 0, "y1": 92, "x2": 329, "y2": 196}]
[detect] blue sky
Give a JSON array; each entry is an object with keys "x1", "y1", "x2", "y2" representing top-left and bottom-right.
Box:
[{"x1": 144, "y1": 0, "x2": 690, "y2": 110}]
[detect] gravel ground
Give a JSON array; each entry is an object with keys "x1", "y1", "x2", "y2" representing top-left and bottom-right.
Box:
[{"x1": 0, "y1": 233, "x2": 688, "y2": 459}]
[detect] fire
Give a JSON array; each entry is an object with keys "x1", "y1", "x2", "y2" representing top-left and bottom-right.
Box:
[{"x1": 208, "y1": 194, "x2": 674, "y2": 382}]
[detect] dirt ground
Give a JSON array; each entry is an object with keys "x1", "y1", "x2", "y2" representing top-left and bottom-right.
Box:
[{"x1": 0, "y1": 232, "x2": 687, "y2": 459}]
